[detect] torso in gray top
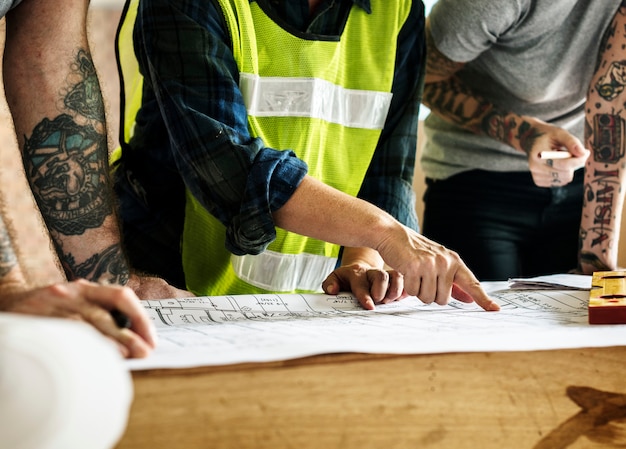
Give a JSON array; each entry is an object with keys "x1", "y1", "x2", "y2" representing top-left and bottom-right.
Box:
[{"x1": 422, "y1": 0, "x2": 622, "y2": 180}]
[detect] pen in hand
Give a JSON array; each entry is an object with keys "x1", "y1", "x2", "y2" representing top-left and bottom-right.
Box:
[
  {"x1": 110, "y1": 309, "x2": 132, "y2": 329},
  {"x1": 539, "y1": 150, "x2": 573, "y2": 159}
]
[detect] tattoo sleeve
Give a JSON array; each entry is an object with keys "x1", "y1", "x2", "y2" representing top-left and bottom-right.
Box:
[
  {"x1": 21, "y1": 50, "x2": 130, "y2": 284},
  {"x1": 579, "y1": 4, "x2": 626, "y2": 272}
]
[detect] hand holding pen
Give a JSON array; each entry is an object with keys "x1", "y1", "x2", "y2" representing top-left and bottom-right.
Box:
[
  {"x1": 521, "y1": 118, "x2": 590, "y2": 188},
  {"x1": 0, "y1": 279, "x2": 156, "y2": 359}
]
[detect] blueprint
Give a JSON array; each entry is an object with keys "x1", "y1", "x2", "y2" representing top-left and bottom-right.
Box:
[{"x1": 126, "y1": 278, "x2": 626, "y2": 371}]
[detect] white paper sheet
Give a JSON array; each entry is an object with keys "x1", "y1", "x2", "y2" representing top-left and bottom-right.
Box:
[
  {"x1": 508, "y1": 273, "x2": 592, "y2": 290},
  {"x1": 125, "y1": 279, "x2": 626, "y2": 371}
]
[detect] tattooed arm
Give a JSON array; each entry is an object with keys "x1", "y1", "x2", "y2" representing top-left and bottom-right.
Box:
[
  {"x1": 1, "y1": 0, "x2": 190, "y2": 298},
  {"x1": 579, "y1": 4, "x2": 626, "y2": 273},
  {"x1": 3, "y1": 1, "x2": 123, "y2": 283},
  {"x1": 423, "y1": 19, "x2": 589, "y2": 187}
]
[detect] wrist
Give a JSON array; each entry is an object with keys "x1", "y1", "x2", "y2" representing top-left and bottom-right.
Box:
[
  {"x1": 341, "y1": 247, "x2": 384, "y2": 269},
  {"x1": 361, "y1": 209, "x2": 399, "y2": 252},
  {"x1": 511, "y1": 115, "x2": 545, "y2": 155}
]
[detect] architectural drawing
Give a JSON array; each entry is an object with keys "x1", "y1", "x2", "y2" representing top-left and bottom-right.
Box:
[{"x1": 126, "y1": 287, "x2": 626, "y2": 371}]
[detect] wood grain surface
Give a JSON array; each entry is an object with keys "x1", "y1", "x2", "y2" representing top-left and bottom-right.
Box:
[{"x1": 116, "y1": 348, "x2": 626, "y2": 449}]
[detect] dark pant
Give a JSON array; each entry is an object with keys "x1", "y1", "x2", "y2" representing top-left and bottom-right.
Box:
[
  {"x1": 421, "y1": 169, "x2": 584, "y2": 281},
  {"x1": 113, "y1": 162, "x2": 187, "y2": 290}
]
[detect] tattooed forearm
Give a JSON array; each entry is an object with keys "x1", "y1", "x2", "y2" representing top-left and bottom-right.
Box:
[
  {"x1": 61, "y1": 244, "x2": 129, "y2": 285},
  {"x1": 578, "y1": 2, "x2": 626, "y2": 273},
  {"x1": 24, "y1": 114, "x2": 111, "y2": 235},
  {"x1": 579, "y1": 113, "x2": 623, "y2": 270},
  {"x1": 423, "y1": 78, "x2": 491, "y2": 129},
  {"x1": 588, "y1": 112, "x2": 624, "y2": 234},
  {"x1": 20, "y1": 48, "x2": 128, "y2": 283},
  {"x1": 424, "y1": 17, "x2": 545, "y2": 153},
  {"x1": 423, "y1": 77, "x2": 542, "y2": 152},
  {"x1": 23, "y1": 49, "x2": 111, "y2": 236},
  {"x1": 0, "y1": 218, "x2": 17, "y2": 277}
]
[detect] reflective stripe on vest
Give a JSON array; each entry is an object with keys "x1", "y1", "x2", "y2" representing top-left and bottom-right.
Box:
[
  {"x1": 239, "y1": 74, "x2": 392, "y2": 130},
  {"x1": 231, "y1": 250, "x2": 338, "y2": 292}
]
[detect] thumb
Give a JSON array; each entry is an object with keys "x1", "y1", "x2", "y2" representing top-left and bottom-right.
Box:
[
  {"x1": 559, "y1": 132, "x2": 587, "y2": 158},
  {"x1": 322, "y1": 273, "x2": 341, "y2": 295}
]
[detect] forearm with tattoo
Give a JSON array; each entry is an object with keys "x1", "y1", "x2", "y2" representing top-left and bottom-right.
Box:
[
  {"x1": 423, "y1": 77, "x2": 543, "y2": 155},
  {"x1": 423, "y1": 21, "x2": 543, "y2": 154},
  {"x1": 579, "y1": 2, "x2": 626, "y2": 272},
  {"x1": 22, "y1": 50, "x2": 129, "y2": 284}
]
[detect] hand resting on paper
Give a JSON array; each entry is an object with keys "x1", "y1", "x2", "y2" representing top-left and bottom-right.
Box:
[
  {"x1": 322, "y1": 244, "x2": 500, "y2": 312},
  {"x1": 322, "y1": 247, "x2": 408, "y2": 310},
  {"x1": 323, "y1": 264, "x2": 408, "y2": 310}
]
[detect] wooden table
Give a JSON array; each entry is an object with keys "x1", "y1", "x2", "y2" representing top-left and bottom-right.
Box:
[{"x1": 115, "y1": 346, "x2": 626, "y2": 449}]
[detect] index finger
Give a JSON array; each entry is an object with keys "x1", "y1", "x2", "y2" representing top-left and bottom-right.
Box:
[
  {"x1": 557, "y1": 154, "x2": 589, "y2": 170},
  {"x1": 540, "y1": 149, "x2": 589, "y2": 163},
  {"x1": 452, "y1": 268, "x2": 500, "y2": 311}
]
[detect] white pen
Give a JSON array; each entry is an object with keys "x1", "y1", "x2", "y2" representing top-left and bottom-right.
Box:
[{"x1": 539, "y1": 150, "x2": 572, "y2": 159}]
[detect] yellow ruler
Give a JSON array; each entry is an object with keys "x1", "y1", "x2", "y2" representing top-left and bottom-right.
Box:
[{"x1": 589, "y1": 271, "x2": 626, "y2": 324}]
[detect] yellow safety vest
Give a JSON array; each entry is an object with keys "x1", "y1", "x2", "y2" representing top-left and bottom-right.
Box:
[{"x1": 117, "y1": 0, "x2": 410, "y2": 295}]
